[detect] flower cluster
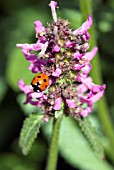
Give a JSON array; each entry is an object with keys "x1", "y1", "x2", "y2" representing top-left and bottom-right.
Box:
[{"x1": 17, "y1": 1, "x2": 106, "y2": 122}]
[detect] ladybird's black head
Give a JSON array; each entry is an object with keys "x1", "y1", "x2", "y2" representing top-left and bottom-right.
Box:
[{"x1": 31, "y1": 83, "x2": 42, "y2": 92}]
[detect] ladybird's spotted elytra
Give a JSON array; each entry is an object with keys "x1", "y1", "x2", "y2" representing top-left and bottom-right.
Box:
[{"x1": 31, "y1": 73, "x2": 49, "y2": 92}]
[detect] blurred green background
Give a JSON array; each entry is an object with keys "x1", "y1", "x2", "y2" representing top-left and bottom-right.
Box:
[{"x1": 0, "y1": 0, "x2": 114, "y2": 169}]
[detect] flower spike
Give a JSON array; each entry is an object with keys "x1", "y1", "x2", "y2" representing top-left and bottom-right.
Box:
[{"x1": 17, "y1": 1, "x2": 106, "y2": 122}]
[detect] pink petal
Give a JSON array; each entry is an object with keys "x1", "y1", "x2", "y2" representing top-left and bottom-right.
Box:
[
  {"x1": 90, "y1": 90, "x2": 105, "y2": 103},
  {"x1": 80, "y1": 107, "x2": 92, "y2": 117},
  {"x1": 77, "y1": 74, "x2": 95, "y2": 90},
  {"x1": 53, "y1": 97, "x2": 62, "y2": 110},
  {"x1": 16, "y1": 42, "x2": 43, "y2": 61},
  {"x1": 72, "y1": 63, "x2": 84, "y2": 71},
  {"x1": 92, "y1": 84, "x2": 106, "y2": 93},
  {"x1": 49, "y1": 1, "x2": 57, "y2": 22},
  {"x1": 24, "y1": 94, "x2": 42, "y2": 107},
  {"x1": 30, "y1": 92, "x2": 45, "y2": 98},
  {"x1": 77, "y1": 74, "x2": 106, "y2": 93},
  {"x1": 18, "y1": 79, "x2": 31, "y2": 94},
  {"x1": 16, "y1": 42, "x2": 43, "y2": 51},
  {"x1": 84, "y1": 47, "x2": 98, "y2": 61},
  {"x1": 52, "y1": 68, "x2": 62, "y2": 77},
  {"x1": 73, "y1": 14, "x2": 92, "y2": 36},
  {"x1": 52, "y1": 45, "x2": 60, "y2": 53},
  {"x1": 66, "y1": 41, "x2": 76, "y2": 48},
  {"x1": 81, "y1": 63, "x2": 92, "y2": 75},
  {"x1": 77, "y1": 74, "x2": 93, "y2": 89},
  {"x1": 73, "y1": 52, "x2": 83, "y2": 60},
  {"x1": 66, "y1": 99, "x2": 76, "y2": 108},
  {"x1": 34, "y1": 20, "x2": 45, "y2": 34},
  {"x1": 77, "y1": 83, "x2": 88, "y2": 94},
  {"x1": 28, "y1": 59, "x2": 47, "y2": 73},
  {"x1": 82, "y1": 32, "x2": 90, "y2": 41}
]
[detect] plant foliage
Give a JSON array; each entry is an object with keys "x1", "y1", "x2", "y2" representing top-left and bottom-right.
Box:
[
  {"x1": 19, "y1": 113, "x2": 43, "y2": 155},
  {"x1": 78, "y1": 117, "x2": 104, "y2": 159}
]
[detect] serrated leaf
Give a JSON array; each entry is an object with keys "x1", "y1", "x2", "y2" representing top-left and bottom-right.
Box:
[
  {"x1": 19, "y1": 114, "x2": 43, "y2": 155},
  {"x1": 59, "y1": 116, "x2": 113, "y2": 170},
  {"x1": 78, "y1": 117, "x2": 104, "y2": 159},
  {"x1": 42, "y1": 116, "x2": 113, "y2": 170}
]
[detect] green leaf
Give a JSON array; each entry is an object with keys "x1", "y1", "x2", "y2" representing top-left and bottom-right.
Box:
[
  {"x1": 78, "y1": 117, "x2": 104, "y2": 159},
  {"x1": 59, "y1": 116, "x2": 113, "y2": 170},
  {"x1": 19, "y1": 113, "x2": 43, "y2": 155}
]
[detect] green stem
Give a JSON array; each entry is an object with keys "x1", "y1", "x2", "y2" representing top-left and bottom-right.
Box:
[
  {"x1": 46, "y1": 117, "x2": 62, "y2": 170},
  {"x1": 79, "y1": 0, "x2": 114, "y2": 161}
]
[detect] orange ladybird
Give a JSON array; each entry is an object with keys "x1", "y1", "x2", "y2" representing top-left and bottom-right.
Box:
[{"x1": 31, "y1": 73, "x2": 49, "y2": 92}]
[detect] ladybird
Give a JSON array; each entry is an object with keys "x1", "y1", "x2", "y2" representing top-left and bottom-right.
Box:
[{"x1": 31, "y1": 73, "x2": 49, "y2": 92}]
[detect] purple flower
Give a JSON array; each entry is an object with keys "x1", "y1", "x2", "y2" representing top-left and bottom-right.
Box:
[
  {"x1": 72, "y1": 14, "x2": 92, "y2": 41},
  {"x1": 52, "y1": 68, "x2": 62, "y2": 77},
  {"x1": 17, "y1": 1, "x2": 106, "y2": 122},
  {"x1": 34, "y1": 20, "x2": 45, "y2": 35},
  {"x1": 53, "y1": 97, "x2": 62, "y2": 110},
  {"x1": 49, "y1": 1, "x2": 58, "y2": 22},
  {"x1": 52, "y1": 45, "x2": 60, "y2": 53}
]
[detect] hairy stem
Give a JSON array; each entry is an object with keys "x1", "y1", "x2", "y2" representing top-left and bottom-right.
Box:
[
  {"x1": 79, "y1": 0, "x2": 114, "y2": 161},
  {"x1": 46, "y1": 116, "x2": 62, "y2": 170}
]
